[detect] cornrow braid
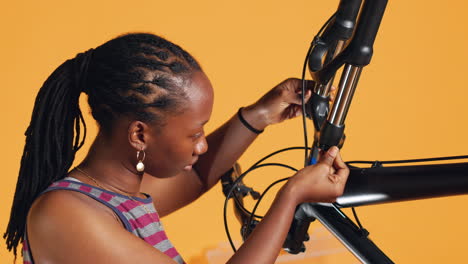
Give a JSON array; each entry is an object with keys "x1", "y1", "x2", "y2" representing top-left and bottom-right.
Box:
[
  {"x1": 4, "y1": 33, "x2": 201, "y2": 257},
  {"x1": 87, "y1": 33, "x2": 201, "y2": 131}
]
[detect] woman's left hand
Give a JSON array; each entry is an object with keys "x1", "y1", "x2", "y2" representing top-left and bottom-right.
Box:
[{"x1": 242, "y1": 78, "x2": 315, "y2": 130}]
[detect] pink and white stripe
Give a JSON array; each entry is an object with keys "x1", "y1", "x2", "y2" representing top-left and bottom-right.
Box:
[{"x1": 23, "y1": 178, "x2": 185, "y2": 264}]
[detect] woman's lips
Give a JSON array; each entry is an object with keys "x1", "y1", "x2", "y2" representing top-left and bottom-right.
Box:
[{"x1": 184, "y1": 157, "x2": 199, "y2": 171}]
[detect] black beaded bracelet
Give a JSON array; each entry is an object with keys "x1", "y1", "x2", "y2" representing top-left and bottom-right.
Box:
[{"x1": 237, "y1": 107, "x2": 264, "y2": 134}]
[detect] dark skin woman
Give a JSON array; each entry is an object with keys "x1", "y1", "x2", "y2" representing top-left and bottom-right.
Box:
[{"x1": 4, "y1": 33, "x2": 349, "y2": 264}]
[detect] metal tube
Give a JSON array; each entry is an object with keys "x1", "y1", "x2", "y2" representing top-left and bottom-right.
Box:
[
  {"x1": 329, "y1": 64, "x2": 362, "y2": 126},
  {"x1": 336, "y1": 162, "x2": 468, "y2": 208},
  {"x1": 341, "y1": 66, "x2": 362, "y2": 121}
]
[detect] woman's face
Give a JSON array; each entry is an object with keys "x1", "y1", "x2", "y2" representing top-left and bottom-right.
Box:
[{"x1": 143, "y1": 71, "x2": 214, "y2": 178}]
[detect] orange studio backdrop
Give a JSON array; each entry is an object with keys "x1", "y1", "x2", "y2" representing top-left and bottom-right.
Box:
[{"x1": 1, "y1": 1, "x2": 468, "y2": 263}]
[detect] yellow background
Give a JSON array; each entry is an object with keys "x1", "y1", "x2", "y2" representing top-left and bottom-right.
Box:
[{"x1": 1, "y1": 0, "x2": 468, "y2": 263}]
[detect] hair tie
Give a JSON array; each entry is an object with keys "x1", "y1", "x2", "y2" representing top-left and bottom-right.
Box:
[
  {"x1": 237, "y1": 107, "x2": 264, "y2": 134},
  {"x1": 73, "y1": 48, "x2": 95, "y2": 94}
]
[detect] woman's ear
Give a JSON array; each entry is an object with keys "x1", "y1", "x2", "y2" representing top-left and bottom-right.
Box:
[{"x1": 128, "y1": 121, "x2": 149, "y2": 151}]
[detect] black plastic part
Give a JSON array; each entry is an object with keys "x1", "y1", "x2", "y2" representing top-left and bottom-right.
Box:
[
  {"x1": 319, "y1": 121, "x2": 345, "y2": 151},
  {"x1": 310, "y1": 48, "x2": 344, "y2": 85},
  {"x1": 306, "y1": 92, "x2": 330, "y2": 131},
  {"x1": 336, "y1": 162, "x2": 468, "y2": 207},
  {"x1": 221, "y1": 166, "x2": 244, "y2": 198},
  {"x1": 308, "y1": 0, "x2": 362, "y2": 72},
  {"x1": 283, "y1": 204, "x2": 316, "y2": 254},
  {"x1": 311, "y1": 0, "x2": 388, "y2": 85},
  {"x1": 241, "y1": 220, "x2": 259, "y2": 241},
  {"x1": 342, "y1": 0, "x2": 388, "y2": 66},
  {"x1": 308, "y1": 37, "x2": 329, "y2": 72},
  {"x1": 221, "y1": 164, "x2": 260, "y2": 239},
  {"x1": 325, "y1": 0, "x2": 363, "y2": 41}
]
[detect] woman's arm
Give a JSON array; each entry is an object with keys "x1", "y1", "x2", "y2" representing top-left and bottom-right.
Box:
[
  {"x1": 195, "y1": 78, "x2": 314, "y2": 189},
  {"x1": 142, "y1": 78, "x2": 314, "y2": 216},
  {"x1": 227, "y1": 147, "x2": 349, "y2": 264},
  {"x1": 28, "y1": 147, "x2": 347, "y2": 264}
]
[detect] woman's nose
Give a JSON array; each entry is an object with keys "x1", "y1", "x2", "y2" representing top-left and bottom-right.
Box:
[{"x1": 194, "y1": 136, "x2": 208, "y2": 155}]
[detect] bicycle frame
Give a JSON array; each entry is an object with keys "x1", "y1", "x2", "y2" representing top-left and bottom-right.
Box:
[
  {"x1": 222, "y1": 1, "x2": 468, "y2": 263},
  {"x1": 291, "y1": 161, "x2": 468, "y2": 263}
]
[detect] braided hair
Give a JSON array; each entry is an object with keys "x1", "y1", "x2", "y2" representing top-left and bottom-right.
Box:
[{"x1": 4, "y1": 33, "x2": 201, "y2": 257}]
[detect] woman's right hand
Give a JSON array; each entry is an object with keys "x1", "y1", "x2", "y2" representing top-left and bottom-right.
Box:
[{"x1": 284, "y1": 146, "x2": 349, "y2": 205}]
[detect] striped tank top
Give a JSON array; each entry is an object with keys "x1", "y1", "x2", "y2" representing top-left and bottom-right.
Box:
[{"x1": 23, "y1": 177, "x2": 185, "y2": 264}]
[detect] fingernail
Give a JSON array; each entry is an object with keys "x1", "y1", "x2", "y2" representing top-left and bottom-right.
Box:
[{"x1": 328, "y1": 146, "x2": 338, "y2": 157}]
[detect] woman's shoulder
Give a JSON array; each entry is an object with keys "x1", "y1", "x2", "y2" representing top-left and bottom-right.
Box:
[
  {"x1": 25, "y1": 184, "x2": 122, "y2": 262},
  {"x1": 28, "y1": 184, "x2": 118, "y2": 230},
  {"x1": 27, "y1": 178, "x2": 122, "y2": 239},
  {"x1": 28, "y1": 176, "x2": 122, "y2": 224},
  {"x1": 25, "y1": 182, "x2": 177, "y2": 263}
]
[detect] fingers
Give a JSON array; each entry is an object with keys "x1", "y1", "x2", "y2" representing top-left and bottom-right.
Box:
[
  {"x1": 326, "y1": 150, "x2": 348, "y2": 198},
  {"x1": 291, "y1": 105, "x2": 303, "y2": 118},
  {"x1": 333, "y1": 150, "x2": 350, "y2": 181},
  {"x1": 292, "y1": 86, "x2": 312, "y2": 105},
  {"x1": 302, "y1": 89, "x2": 312, "y2": 102},
  {"x1": 332, "y1": 149, "x2": 346, "y2": 169},
  {"x1": 261, "y1": 78, "x2": 316, "y2": 123},
  {"x1": 274, "y1": 78, "x2": 315, "y2": 106},
  {"x1": 327, "y1": 174, "x2": 340, "y2": 184},
  {"x1": 318, "y1": 146, "x2": 349, "y2": 182},
  {"x1": 318, "y1": 146, "x2": 339, "y2": 167},
  {"x1": 283, "y1": 105, "x2": 301, "y2": 119}
]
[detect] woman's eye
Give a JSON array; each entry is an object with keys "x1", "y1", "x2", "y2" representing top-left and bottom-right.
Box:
[{"x1": 192, "y1": 132, "x2": 203, "y2": 139}]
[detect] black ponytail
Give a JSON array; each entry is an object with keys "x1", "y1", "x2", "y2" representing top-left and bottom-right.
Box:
[
  {"x1": 3, "y1": 50, "x2": 92, "y2": 257},
  {"x1": 4, "y1": 33, "x2": 201, "y2": 257}
]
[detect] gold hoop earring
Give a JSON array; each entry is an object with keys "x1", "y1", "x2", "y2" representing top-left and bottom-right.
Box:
[{"x1": 136, "y1": 150, "x2": 146, "y2": 172}]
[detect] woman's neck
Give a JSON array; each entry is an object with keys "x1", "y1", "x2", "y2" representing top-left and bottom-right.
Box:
[{"x1": 70, "y1": 132, "x2": 144, "y2": 197}]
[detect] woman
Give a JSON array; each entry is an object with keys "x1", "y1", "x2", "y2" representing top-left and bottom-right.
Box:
[{"x1": 4, "y1": 33, "x2": 349, "y2": 264}]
